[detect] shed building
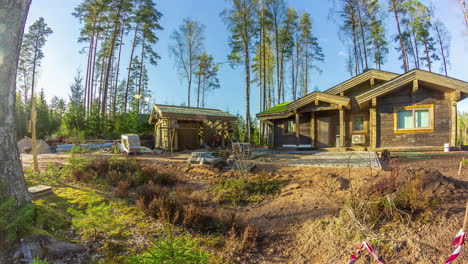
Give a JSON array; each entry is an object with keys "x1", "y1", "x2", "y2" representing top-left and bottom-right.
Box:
[{"x1": 148, "y1": 104, "x2": 237, "y2": 151}]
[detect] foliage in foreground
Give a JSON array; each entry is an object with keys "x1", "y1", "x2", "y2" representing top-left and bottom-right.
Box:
[
  {"x1": 126, "y1": 231, "x2": 212, "y2": 264},
  {"x1": 67, "y1": 193, "x2": 125, "y2": 242},
  {"x1": 211, "y1": 174, "x2": 288, "y2": 206},
  {"x1": 0, "y1": 197, "x2": 35, "y2": 242}
]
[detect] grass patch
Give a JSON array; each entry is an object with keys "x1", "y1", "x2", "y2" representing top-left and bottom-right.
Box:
[{"x1": 211, "y1": 174, "x2": 288, "y2": 206}]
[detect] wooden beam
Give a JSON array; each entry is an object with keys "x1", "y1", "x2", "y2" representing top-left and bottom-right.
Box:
[
  {"x1": 450, "y1": 100, "x2": 457, "y2": 147},
  {"x1": 295, "y1": 111, "x2": 300, "y2": 146},
  {"x1": 370, "y1": 106, "x2": 377, "y2": 150},
  {"x1": 314, "y1": 99, "x2": 319, "y2": 105},
  {"x1": 370, "y1": 77, "x2": 375, "y2": 89},
  {"x1": 412, "y1": 79, "x2": 419, "y2": 104},
  {"x1": 452, "y1": 91, "x2": 461, "y2": 101},
  {"x1": 339, "y1": 108, "x2": 345, "y2": 147},
  {"x1": 311, "y1": 112, "x2": 315, "y2": 148}
]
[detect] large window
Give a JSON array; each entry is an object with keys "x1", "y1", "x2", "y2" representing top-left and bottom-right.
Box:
[
  {"x1": 283, "y1": 120, "x2": 295, "y2": 135},
  {"x1": 394, "y1": 105, "x2": 434, "y2": 133}
]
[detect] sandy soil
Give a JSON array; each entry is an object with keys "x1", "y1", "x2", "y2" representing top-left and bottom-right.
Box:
[{"x1": 22, "y1": 151, "x2": 468, "y2": 263}]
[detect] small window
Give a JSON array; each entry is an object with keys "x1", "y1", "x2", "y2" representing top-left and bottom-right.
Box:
[
  {"x1": 284, "y1": 120, "x2": 295, "y2": 134},
  {"x1": 352, "y1": 115, "x2": 365, "y2": 132},
  {"x1": 395, "y1": 105, "x2": 433, "y2": 133}
]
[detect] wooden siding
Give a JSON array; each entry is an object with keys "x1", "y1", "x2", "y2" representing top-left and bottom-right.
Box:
[{"x1": 377, "y1": 84, "x2": 450, "y2": 148}]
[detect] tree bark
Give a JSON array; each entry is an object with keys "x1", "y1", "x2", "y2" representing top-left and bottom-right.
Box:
[
  {"x1": 244, "y1": 41, "x2": 251, "y2": 143},
  {"x1": 136, "y1": 35, "x2": 145, "y2": 113},
  {"x1": 124, "y1": 24, "x2": 139, "y2": 113},
  {"x1": 0, "y1": 0, "x2": 32, "y2": 207},
  {"x1": 391, "y1": 0, "x2": 409, "y2": 72},
  {"x1": 435, "y1": 26, "x2": 448, "y2": 76}
]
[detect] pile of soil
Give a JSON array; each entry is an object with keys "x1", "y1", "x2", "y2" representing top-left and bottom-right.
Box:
[
  {"x1": 360, "y1": 167, "x2": 466, "y2": 200},
  {"x1": 17, "y1": 138, "x2": 51, "y2": 154}
]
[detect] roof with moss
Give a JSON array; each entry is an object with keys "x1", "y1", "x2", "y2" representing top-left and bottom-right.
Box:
[
  {"x1": 258, "y1": 102, "x2": 292, "y2": 115},
  {"x1": 149, "y1": 104, "x2": 237, "y2": 123}
]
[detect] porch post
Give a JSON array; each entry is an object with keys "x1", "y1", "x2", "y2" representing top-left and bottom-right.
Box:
[
  {"x1": 370, "y1": 98, "x2": 377, "y2": 150},
  {"x1": 339, "y1": 106, "x2": 345, "y2": 147},
  {"x1": 295, "y1": 111, "x2": 300, "y2": 146},
  {"x1": 450, "y1": 103, "x2": 458, "y2": 147},
  {"x1": 310, "y1": 112, "x2": 315, "y2": 148}
]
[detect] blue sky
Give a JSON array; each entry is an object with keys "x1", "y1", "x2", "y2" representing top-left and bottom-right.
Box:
[{"x1": 26, "y1": 0, "x2": 468, "y2": 115}]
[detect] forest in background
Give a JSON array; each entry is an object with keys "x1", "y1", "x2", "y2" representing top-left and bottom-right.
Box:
[{"x1": 13, "y1": 0, "x2": 468, "y2": 145}]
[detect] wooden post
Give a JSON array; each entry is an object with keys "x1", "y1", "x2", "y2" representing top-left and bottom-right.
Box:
[
  {"x1": 31, "y1": 96, "x2": 39, "y2": 172},
  {"x1": 339, "y1": 106, "x2": 345, "y2": 147},
  {"x1": 370, "y1": 77, "x2": 375, "y2": 89},
  {"x1": 311, "y1": 112, "x2": 315, "y2": 148},
  {"x1": 370, "y1": 98, "x2": 377, "y2": 150},
  {"x1": 463, "y1": 201, "x2": 468, "y2": 232},
  {"x1": 450, "y1": 101, "x2": 457, "y2": 147},
  {"x1": 295, "y1": 111, "x2": 300, "y2": 146}
]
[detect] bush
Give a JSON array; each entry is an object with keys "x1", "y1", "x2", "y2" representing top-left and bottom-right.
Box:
[
  {"x1": 0, "y1": 198, "x2": 35, "y2": 241},
  {"x1": 126, "y1": 231, "x2": 212, "y2": 264},
  {"x1": 31, "y1": 258, "x2": 49, "y2": 264},
  {"x1": 67, "y1": 193, "x2": 124, "y2": 241},
  {"x1": 211, "y1": 175, "x2": 287, "y2": 206}
]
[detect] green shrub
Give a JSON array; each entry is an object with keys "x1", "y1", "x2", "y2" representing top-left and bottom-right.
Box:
[
  {"x1": 67, "y1": 193, "x2": 124, "y2": 241},
  {"x1": 211, "y1": 175, "x2": 287, "y2": 206},
  {"x1": 31, "y1": 258, "x2": 49, "y2": 264},
  {"x1": 126, "y1": 231, "x2": 212, "y2": 264},
  {"x1": 0, "y1": 197, "x2": 35, "y2": 241}
]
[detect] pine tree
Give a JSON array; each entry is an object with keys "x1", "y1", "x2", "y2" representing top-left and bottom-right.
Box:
[
  {"x1": 432, "y1": 20, "x2": 450, "y2": 76},
  {"x1": 389, "y1": 0, "x2": 409, "y2": 72},
  {"x1": 222, "y1": 0, "x2": 259, "y2": 143}
]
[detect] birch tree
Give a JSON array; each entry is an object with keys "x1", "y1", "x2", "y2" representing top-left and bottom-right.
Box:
[{"x1": 169, "y1": 18, "x2": 205, "y2": 107}]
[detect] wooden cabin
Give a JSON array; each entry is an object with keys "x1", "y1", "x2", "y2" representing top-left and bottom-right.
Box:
[
  {"x1": 257, "y1": 69, "x2": 468, "y2": 151},
  {"x1": 148, "y1": 104, "x2": 236, "y2": 151}
]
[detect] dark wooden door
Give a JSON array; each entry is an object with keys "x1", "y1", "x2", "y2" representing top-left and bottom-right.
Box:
[{"x1": 316, "y1": 117, "x2": 331, "y2": 148}]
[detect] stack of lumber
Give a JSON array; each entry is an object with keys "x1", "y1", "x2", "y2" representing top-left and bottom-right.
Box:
[{"x1": 28, "y1": 185, "x2": 54, "y2": 200}]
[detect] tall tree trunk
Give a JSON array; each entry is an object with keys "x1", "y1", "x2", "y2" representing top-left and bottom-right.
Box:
[
  {"x1": 89, "y1": 30, "x2": 100, "y2": 113},
  {"x1": 0, "y1": 0, "x2": 32, "y2": 207},
  {"x1": 30, "y1": 49, "x2": 39, "y2": 173},
  {"x1": 305, "y1": 48, "x2": 308, "y2": 95},
  {"x1": 460, "y1": 0, "x2": 468, "y2": 29},
  {"x1": 436, "y1": 28, "x2": 448, "y2": 76},
  {"x1": 197, "y1": 69, "x2": 201, "y2": 108},
  {"x1": 102, "y1": 5, "x2": 122, "y2": 116},
  {"x1": 124, "y1": 25, "x2": 139, "y2": 113},
  {"x1": 245, "y1": 41, "x2": 251, "y2": 143},
  {"x1": 423, "y1": 39, "x2": 431, "y2": 72},
  {"x1": 136, "y1": 36, "x2": 146, "y2": 113},
  {"x1": 113, "y1": 20, "x2": 125, "y2": 115},
  {"x1": 357, "y1": 8, "x2": 368, "y2": 70},
  {"x1": 412, "y1": 33, "x2": 419, "y2": 69},
  {"x1": 391, "y1": 0, "x2": 409, "y2": 72}
]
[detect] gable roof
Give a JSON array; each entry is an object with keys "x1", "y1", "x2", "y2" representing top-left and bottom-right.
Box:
[
  {"x1": 287, "y1": 91, "x2": 350, "y2": 110},
  {"x1": 149, "y1": 104, "x2": 237, "y2": 123},
  {"x1": 324, "y1": 69, "x2": 398, "y2": 95},
  {"x1": 355, "y1": 69, "x2": 468, "y2": 106},
  {"x1": 257, "y1": 92, "x2": 350, "y2": 120}
]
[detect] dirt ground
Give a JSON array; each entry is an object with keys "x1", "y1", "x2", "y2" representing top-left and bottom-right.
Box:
[{"x1": 22, "y1": 151, "x2": 468, "y2": 263}]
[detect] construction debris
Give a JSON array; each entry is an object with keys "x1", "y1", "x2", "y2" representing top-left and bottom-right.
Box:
[
  {"x1": 121, "y1": 134, "x2": 141, "y2": 154},
  {"x1": 18, "y1": 138, "x2": 51, "y2": 154},
  {"x1": 28, "y1": 185, "x2": 54, "y2": 200},
  {"x1": 187, "y1": 152, "x2": 227, "y2": 168}
]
